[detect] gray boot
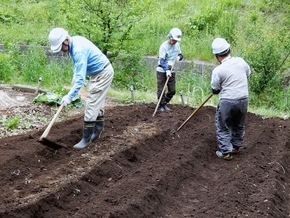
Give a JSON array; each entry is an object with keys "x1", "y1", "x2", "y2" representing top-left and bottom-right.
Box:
[
  {"x1": 73, "y1": 121, "x2": 94, "y2": 149},
  {"x1": 91, "y1": 116, "x2": 104, "y2": 142}
]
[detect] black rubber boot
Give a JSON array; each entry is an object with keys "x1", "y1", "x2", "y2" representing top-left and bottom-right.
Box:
[
  {"x1": 73, "y1": 121, "x2": 94, "y2": 149},
  {"x1": 163, "y1": 104, "x2": 170, "y2": 111},
  {"x1": 91, "y1": 116, "x2": 104, "y2": 142}
]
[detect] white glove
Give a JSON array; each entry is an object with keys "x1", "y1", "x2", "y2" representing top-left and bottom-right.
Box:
[
  {"x1": 61, "y1": 95, "x2": 71, "y2": 107},
  {"x1": 176, "y1": 53, "x2": 183, "y2": 61},
  {"x1": 166, "y1": 70, "x2": 172, "y2": 77}
]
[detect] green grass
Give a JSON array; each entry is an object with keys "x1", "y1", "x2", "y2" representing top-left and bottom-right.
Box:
[{"x1": 1, "y1": 0, "x2": 289, "y2": 61}]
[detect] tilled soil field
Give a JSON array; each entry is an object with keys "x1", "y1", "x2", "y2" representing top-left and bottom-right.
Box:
[{"x1": 0, "y1": 88, "x2": 290, "y2": 218}]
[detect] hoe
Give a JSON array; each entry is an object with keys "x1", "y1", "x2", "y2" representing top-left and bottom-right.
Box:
[{"x1": 39, "y1": 103, "x2": 66, "y2": 149}]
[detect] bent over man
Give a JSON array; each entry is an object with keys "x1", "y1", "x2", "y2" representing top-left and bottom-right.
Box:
[
  {"x1": 48, "y1": 27, "x2": 114, "y2": 149},
  {"x1": 210, "y1": 38, "x2": 251, "y2": 160}
]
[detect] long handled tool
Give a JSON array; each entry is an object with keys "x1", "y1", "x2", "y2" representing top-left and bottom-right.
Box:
[
  {"x1": 152, "y1": 76, "x2": 170, "y2": 117},
  {"x1": 175, "y1": 93, "x2": 213, "y2": 132},
  {"x1": 39, "y1": 103, "x2": 65, "y2": 149},
  {"x1": 152, "y1": 52, "x2": 179, "y2": 117}
]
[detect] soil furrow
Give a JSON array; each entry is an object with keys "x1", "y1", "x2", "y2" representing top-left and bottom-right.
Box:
[{"x1": 0, "y1": 101, "x2": 290, "y2": 217}]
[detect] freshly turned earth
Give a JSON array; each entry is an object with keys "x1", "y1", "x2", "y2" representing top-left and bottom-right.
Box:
[{"x1": 0, "y1": 88, "x2": 290, "y2": 218}]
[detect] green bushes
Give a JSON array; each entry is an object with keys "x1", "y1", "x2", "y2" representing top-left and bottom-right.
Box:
[
  {"x1": 113, "y1": 54, "x2": 155, "y2": 91},
  {"x1": 186, "y1": 0, "x2": 240, "y2": 41},
  {"x1": 20, "y1": 48, "x2": 47, "y2": 84},
  {"x1": 247, "y1": 39, "x2": 281, "y2": 94},
  {"x1": 0, "y1": 45, "x2": 73, "y2": 89},
  {"x1": 59, "y1": 0, "x2": 154, "y2": 58},
  {"x1": 0, "y1": 52, "x2": 14, "y2": 82},
  {"x1": 1, "y1": 115, "x2": 21, "y2": 130}
]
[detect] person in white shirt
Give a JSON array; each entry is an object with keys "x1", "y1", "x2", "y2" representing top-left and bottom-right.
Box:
[{"x1": 156, "y1": 27, "x2": 183, "y2": 111}]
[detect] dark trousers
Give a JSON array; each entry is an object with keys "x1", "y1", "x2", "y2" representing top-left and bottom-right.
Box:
[
  {"x1": 156, "y1": 71, "x2": 176, "y2": 105},
  {"x1": 215, "y1": 98, "x2": 248, "y2": 154}
]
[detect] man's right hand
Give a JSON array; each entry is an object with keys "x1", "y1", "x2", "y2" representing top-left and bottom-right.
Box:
[{"x1": 166, "y1": 70, "x2": 172, "y2": 77}]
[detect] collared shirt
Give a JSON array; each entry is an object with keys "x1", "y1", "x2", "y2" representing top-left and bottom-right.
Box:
[
  {"x1": 211, "y1": 56, "x2": 251, "y2": 100},
  {"x1": 67, "y1": 36, "x2": 110, "y2": 99},
  {"x1": 156, "y1": 41, "x2": 181, "y2": 72}
]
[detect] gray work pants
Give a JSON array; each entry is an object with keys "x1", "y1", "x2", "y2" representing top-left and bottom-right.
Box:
[
  {"x1": 84, "y1": 64, "x2": 114, "y2": 121},
  {"x1": 215, "y1": 98, "x2": 248, "y2": 154}
]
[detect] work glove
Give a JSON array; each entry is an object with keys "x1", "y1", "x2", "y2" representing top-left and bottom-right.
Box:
[
  {"x1": 61, "y1": 95, "x2": 72, "y2": 107},
  {"x1": 166, "y1": 70, "x2": 172, "y2": 77},
  {"x1": 211, "y1": 88, "x2": 221, "y2": 94},
  {"x1": 177, "y1": 53, "x2": 183, "y2": 61}
]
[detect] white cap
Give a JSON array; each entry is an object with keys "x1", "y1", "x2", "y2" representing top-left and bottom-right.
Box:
[
  {"x1": 211, "y1": 38, "x2": 230, "y2": 55},
  {"x1": 48, "y1": 28, "x2": 68, "y2": 53},
  {"x1": 168, "y1": 28, "x2": 182, "y2": 42}
]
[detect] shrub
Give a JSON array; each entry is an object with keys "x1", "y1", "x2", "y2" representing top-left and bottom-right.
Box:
[
  {"x1": 0, "y1": 52, "x2": 14, "y2": 82},
  {"x1": 113, "y1": 54, "x2": 154, "y2": 91}
]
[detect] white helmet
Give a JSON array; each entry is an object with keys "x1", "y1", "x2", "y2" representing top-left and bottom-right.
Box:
[
  {"x1": 168, "y1": 27, "x2": 182, "y2": 42},
  {"x1": 211, "y1": 38, "x2": 230, "y2": 55},
  {"x1": 48, "y1": 28, "x2": 69, "y2": 53}
]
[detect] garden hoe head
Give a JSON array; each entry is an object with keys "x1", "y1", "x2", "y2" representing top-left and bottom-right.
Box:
[
  {"x1": 39, "y1": 138, "x2": 64, "y2": 150},
  {"x1": 38, "y1": 103, "x2": 66, "y2": 149}
]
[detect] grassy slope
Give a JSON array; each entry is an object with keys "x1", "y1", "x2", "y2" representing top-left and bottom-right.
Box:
[{"x1": 0, "y1": 0, "x2": 288, "y2": 61}]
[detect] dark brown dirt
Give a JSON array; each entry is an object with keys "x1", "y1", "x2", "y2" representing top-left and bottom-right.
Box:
[{"x1": 1, "y1": 97, "x2": 290, "y2": 217}]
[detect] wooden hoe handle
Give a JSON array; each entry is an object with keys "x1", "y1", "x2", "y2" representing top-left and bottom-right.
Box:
[
  {"x1": 176, "y1": 93, "x2": 213, "y2": 132},
  {"x1": 39, "y1": 103, "x2": 65, "y2": 141}
]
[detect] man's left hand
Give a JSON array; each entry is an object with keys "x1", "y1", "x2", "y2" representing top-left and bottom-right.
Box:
[
  {"x1": 61, "y1": 95, "x2": 71, "y2": 106},
  {"x1": 177, "y1": 54, "x2": 183, "y2": 61}
]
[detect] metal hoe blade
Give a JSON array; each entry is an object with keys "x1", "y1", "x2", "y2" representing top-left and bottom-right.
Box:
[
  {"x1": 39, "y1": 103, "x2": 65, "y2": 149},
  {"x1": 39, "y1": 138, "x2": 64, "y2": 150}
]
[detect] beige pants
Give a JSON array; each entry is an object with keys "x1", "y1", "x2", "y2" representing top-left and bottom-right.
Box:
[{"x1": 84, "y1": 64, "x2": 114, "y2": 121}]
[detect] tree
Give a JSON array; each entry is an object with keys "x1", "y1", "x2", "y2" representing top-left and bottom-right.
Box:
[{"x1": 59, "y1": 0, "x2": 153, "y2": 61}]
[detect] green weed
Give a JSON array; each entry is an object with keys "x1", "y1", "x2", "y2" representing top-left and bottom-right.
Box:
[{"x1": 1, "y1": 116, "x2": 21, "y2": 130}]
